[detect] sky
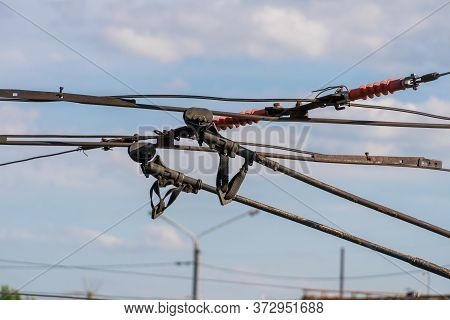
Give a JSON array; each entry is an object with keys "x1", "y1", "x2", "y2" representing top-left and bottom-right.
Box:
[{"x1": 0, "y1": 0, "x2": 449, "y2": 299}]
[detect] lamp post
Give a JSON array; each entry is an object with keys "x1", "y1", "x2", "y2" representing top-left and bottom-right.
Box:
[
  {"x1": 339, "y1": 247, "x2": 345, "y2": 299},
  {"x1": 161, "y1": 209, "x2": 259, "y2": 299}
]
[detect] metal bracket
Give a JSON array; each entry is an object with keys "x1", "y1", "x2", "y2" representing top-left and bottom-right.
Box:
[
  {"x1": 202, "y1": 131, "x2": 255, "y2": 163},
  {"x1": 418, "y1": 158, "x2": 442, "y2": 169},
  {"x1": 155, "y1": 130, "x2": 176, "y2": 148},
  {"x1": 311, "y1": 153, "x2": 442, "y2": 169},
  {"x1": 145, "y1": 156, "x2": 203, "y2": 191}
]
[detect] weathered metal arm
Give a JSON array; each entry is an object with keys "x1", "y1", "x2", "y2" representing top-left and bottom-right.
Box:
[
  {"x1": 0, "y1": 135, "x2": 445, "y2": 171},
  {"x1": 143, "y1": 160, "x2": 450, "y2": 280},
  {"x1": 190, "y1": 130, "x2": 450, "y2": 238}
]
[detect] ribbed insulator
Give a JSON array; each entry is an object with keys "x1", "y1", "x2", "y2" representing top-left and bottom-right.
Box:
[
  {"x1": 213, "y1": 108, "x2": 266, "y2": 130},
  {"x1": 348, "y1": 78, "x2": 405, "y2": 101}
]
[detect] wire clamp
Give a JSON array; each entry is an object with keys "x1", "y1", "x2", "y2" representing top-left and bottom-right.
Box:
[
  {"x1": 145, "y1": 156, "x2": 203, "y2": 218},
  {"x1": 57, "y1": 86, "x2": 64, "y2": 99}
]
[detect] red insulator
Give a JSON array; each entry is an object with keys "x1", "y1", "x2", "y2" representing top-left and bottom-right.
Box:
[
  {"x1": 348, "y1": 78, "x2": 405, "y2": 101},
  {"x1": 213, "y1": 108, "x2": 266, "y2": 130}
]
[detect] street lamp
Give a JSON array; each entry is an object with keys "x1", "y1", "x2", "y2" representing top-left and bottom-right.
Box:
[{"x1": 161, "y1": 209, "x2": 259, "y2": 299}]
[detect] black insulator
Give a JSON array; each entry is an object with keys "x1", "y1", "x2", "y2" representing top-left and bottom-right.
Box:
[
  {"x1": 183, "y1": 108, "x2": 214, "y2": 127},
  {"x1": 128, "y1": 142, "x2": 156, "y2": 163}
]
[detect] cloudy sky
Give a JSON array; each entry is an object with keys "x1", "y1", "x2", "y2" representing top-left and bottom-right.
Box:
[{"x1": 0, "y1": 0, "x2": 449, "y2": 299}]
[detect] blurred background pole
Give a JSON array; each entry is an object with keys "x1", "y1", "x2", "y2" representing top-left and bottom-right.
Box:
[
  {"x1": 423, "y1": 271, "x2": 431, "y2": 295},
  {"x1": 161, "y1": 209, "x2": 259, "y2": 300},
  {"x1": 339, "y1": 247, "x2": 345, "y2": 299},
  {"x1": 197, "y1": 209, "x2": 259, "y2": 239},
  {"x1": 161, "y1": 216, "x2": 199, "y2": 300}
]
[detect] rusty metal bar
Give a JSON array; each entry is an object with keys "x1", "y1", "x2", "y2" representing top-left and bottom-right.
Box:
[
  {"x1": 307, "y1": 153, "x2": 442, "y2": 169},
  {"x1": 0, "y1": 89, "x2": 277, "y2": 121},
  {"x1": 255, "y1": 154, "x2": 450, "y2": 238},
  {"x1": 168, "y1": 147, "x2": 443, "y2": 171},
  {"x1": 144, "y1": 161, "x2": 450, "y2": 280},
  {"x1": 4, "y1": 89, "x2": 450, "y2": 128},
  {"x1": 1, "y1": 137, "x2": 446, "y2": 172},
  {"x1": 198, "y1": 132, "x2": 450, "y2": 238}
]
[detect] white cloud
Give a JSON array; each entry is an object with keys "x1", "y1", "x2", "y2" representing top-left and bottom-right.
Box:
[
  {"x1": 3, "y1": 0, "x2": 448, "y2": 71},
  {"x1": 68, "y1": 227, "x2": 130, "y2": 248},
  {"x1": 102, "y1": 2, "x2": 329, "y2": 62},
  {"x1": 104, "y1": 27, "x2": 203, "y2": 63},
  {"x1": 0, "y1": 48, "x2": 27, "y2": 64},
  {"x1": 250, "y1": 6, "x2": 328, "y2": 58},
  {"x1": 0, "y1": 225, "x2": 130, "y2": 249},
  {"x1": 143, "y1": 224, "x2": 188, "y2": 250},
  {"x1": 0, "y1": 154, "x2": 130, "y2": 190},
  {"x1": 0, "y1": 227, "x2": 47, "y2": 241},
  {"x1": 96, "y1": 0, "x2": 448, "y2": 69},
  {"x1": 164, "y1": 78, "x2": 191, "y2": 91},
  {"x1": 0, "y1": 105, "x2": 38, "y2": 134}
]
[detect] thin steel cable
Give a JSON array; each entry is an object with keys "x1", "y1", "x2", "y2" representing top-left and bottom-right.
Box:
[
  {"x1": 6, "y1": 88, "x2": 450, "y2": 126},
  {"x1": 282, "y1": 117, "x2": 450, "y2": 129},
  {"x1": 1, "y1": 134, "x2": 157, "y2": 139},
  {"x1": 111, "y1": 94, "x2": 314, "y2": 103},
  {"x1": 237, "y1": 141, "x2": 315, "y2": 155},
  {"x1": 1, "y1": 266, "x2": 408, "y2": 295},
  {"x1": 0, "y1": 140, "x2": 131, "y2": 148},
  {"x1": 0, "y1": 0, "x2": 183, "y2": 126},
  {"x1": 200, "y1": 262, "x2": 450, "y2": 281},
  {"x1": 17, "y1": 201, "x2": 150, "y2": 291},
  {"x1": 0, "y1": 89, "x2": 279, "y2": 120},
  {"x1": 0, "y1": 259, "x2": 413, "y2": 295},
  {"x1": 0, "y1": 134, "x2": 312, "y2": 155},
  {"x1": 349, "y1": 102, "x2": 450, "y2": 121},
  {"x1": 0, "y1": 1, "x2": 136, "y2": 97},
  {"x1": 0, "y1": 259, "x2": 450, "y2": 281},
  {"x1": 4, "y1": 257, "x2": 448, "y2": 282},
  {"x1": 8, "y1": 290, "x2": 172, "y2": 300},
  {"x1": 0, "y1": 148, "x2": 83, "y2": 167},
  {"x1": 196, "y1": 210, "x2": 258, "y2": 239},
  {"x1": 0, "y1": 261, "x2": 353, "y2": 293},
  {"x1": 16, "y1": 292, "x2": 103, "y2": 300},
  {"x1": 0, "y1": 258, "x2": 188, "y2": 269},
  {"x1": 12, "y1": 291, "x2": 167, "y2": 300},
  {"x1": 319, "y1": 1, "x2": 450, "y2": 87}
]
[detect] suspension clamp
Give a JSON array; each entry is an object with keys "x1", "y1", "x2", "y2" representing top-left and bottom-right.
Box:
[{"x1": 144, "y1": 156, "x2": 203, "y2": 218}]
